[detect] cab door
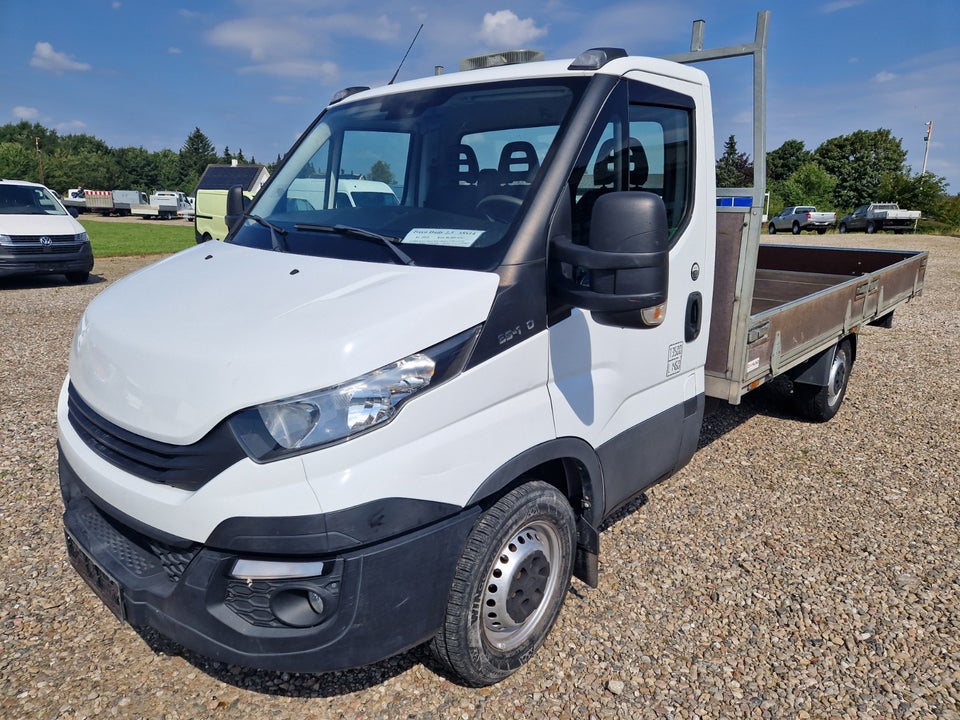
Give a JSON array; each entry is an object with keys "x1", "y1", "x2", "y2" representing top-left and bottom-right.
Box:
[{"x1": 547, "y1": 74, "x2": 713, "y2": 517}]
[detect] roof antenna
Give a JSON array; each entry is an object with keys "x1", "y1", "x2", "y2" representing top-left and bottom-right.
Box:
[{"x1": 389, "y1": 23, "x2": 423, "y2": 85}]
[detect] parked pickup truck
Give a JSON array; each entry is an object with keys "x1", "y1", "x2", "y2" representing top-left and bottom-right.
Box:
[
  {"x1": 768, "y1": 205, "x2": 836, "y2": 235},
  {"x1": 839, "y1": 203, "x2": 920, "y2": 234},
  {"x1": 58, "y1": 12, "x2": 927, "y2": 687}
]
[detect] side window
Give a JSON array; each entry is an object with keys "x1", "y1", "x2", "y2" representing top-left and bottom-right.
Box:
[
  {"x1": 628, "y1": 104, "x2": 692, "y2": 236},
  {"x1": 570, "y1": 84, "x2": 692, "y2": 245}
]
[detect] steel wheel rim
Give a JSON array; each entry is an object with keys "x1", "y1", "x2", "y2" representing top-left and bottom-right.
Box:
[
  {"x1": 827, "y1": 349, "x2": 849, "y2": 407},
  {"x1": 481, "y1": 520, "x2": 562, "y2": 652}
]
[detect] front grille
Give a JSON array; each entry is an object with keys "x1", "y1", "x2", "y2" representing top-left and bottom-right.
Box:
[
  {"x1": 67, "y1": 382, "x2": 246, "y2": 491},
  {"x1": 4, "y1": 234, "x2": 85, "y2": 255}
]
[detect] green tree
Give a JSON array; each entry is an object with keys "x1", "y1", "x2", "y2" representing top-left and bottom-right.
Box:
[
  {"x1": 0, "y1": 121, "x2": 60, "y2": 155},
  {"x1": 774, "y1": 162, "x2": 837, "y2": 211},
  {"x1": 369, "y1": 160, "x2": 396, "y2": 185},
  {"x1": 0, "y1": 142, "x2": 36, "y2": 180},
  {"x1": 153, "y1": 149, "x2": 183, "y2": 190},
  {"x1": 179, "y1": 127, "x2": 218, "y2": 186},
  {"x1": 112, "y1": 146, "x2": 157, "y2": 192},
  {"x1": 815, "y1": 129, "x2": 908, "y2": 209},
  {"x1": 59, "y1": 133, "x2": 111, "y2": 156},
  {"x1": 767, "y1": 139, "x2": 812, "y2": 183},
  {"x1": 716, "y1": 135, "x2": 753, "y2": 188}
]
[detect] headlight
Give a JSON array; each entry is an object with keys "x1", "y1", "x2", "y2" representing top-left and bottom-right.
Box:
[
  {"x1": 229, "y1": 325, "x2": 481, "y2": 461},
  {"x1": 0, "y1": 234, "x2": 12, "y2": 246},
  {"x1": 76, "y1": 231, "x2": 89, "y2": 243}
]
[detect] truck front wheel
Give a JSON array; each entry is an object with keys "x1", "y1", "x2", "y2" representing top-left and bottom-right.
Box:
[
  {"x1": 794, "y1": 339, "x2": 853, "y2": 422},
  {"x1": 430, "y1": 481, "x2": 576, "y2": 686},
  {"x1": 866, "y1": 221, "x2": 877, "y2": 234}
]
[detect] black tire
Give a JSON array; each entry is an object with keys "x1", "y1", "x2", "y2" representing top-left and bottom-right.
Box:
[
  {"x1": 839, "y1": 223, "x2": 848, "y2": 234},
  {"x1": 866, "y1": 221, "x2": 876, "y2": 234},
  {"x1": 768, "y1": 223, "x2": 777, "y2": 234},
  {"x1": 794, "y1": 339, "x2": 853, "y2": 422},
  {"x1": 430, "y1": 481, "x2": 576, "y2": 686},
  {"x1": 792, "y1": 221, "x2": 801, "y2": 235},
  {"x1": 65, "y1": 271, "x2": 89, "y2": 284}
]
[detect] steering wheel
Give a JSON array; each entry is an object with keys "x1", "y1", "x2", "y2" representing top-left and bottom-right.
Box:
[{"x1": 476, "y1": 194, "x2": 522, "y2": 224}]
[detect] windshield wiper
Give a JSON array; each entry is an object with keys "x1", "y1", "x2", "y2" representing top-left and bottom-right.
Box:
[
  {"x1": 294, "y1": 223, "x2": 415, "y2": 266},
  {"x1": 244, "y1": 212, "x2": 288, "y2": 252}
]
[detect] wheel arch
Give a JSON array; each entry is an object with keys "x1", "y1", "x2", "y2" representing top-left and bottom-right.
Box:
[
  {"x1": 788, "y1": 333, "x2": 858, "y2": 387},
  {"x1": 466, "y1": 437, "x2": 605, "y2": 587}
]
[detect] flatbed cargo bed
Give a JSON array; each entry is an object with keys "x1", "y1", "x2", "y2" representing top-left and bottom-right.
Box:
[{"x1": 706, "y1": 209, "x2": 927, "y2": 404}]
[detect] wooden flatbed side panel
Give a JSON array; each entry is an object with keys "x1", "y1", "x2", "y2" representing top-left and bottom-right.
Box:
[
  {"x1": 752, "y1": 269, "x2": 849, "y2": 314},
  {"x1": 757, "y1": 244, "x2": 920, "y2": 276},
  {"x1": 706, "y1": 211, "x2": 747, "y2": 375}
]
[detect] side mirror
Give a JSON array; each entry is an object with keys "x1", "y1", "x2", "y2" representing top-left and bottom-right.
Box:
[
  {"x1": 224, "y1": 184, "x2": 250, "y2": 235},
  {"x1": 551, "y1": 191, "x2": 669, "y2": 328}
]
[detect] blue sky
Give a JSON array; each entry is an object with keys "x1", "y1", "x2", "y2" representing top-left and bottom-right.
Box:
[{"x1": 2, "y1": 1, "x2": 959, "y2": 193}]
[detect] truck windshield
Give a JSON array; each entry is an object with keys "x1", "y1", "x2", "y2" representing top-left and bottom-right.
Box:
[{"x1": 230, "y1": 77, "x2": 587, "y2": 270}]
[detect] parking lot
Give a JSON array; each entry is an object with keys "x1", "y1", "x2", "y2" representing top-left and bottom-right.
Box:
[{"x1": 1, "y1": 233, "x2": 957, "y2": 719}]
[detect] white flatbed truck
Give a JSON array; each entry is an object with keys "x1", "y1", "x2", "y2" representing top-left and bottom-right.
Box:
[{"x1": 58, "y1": 11, "x2": 926, "y2": 686}]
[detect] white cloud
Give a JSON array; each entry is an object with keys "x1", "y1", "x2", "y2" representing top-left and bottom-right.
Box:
[
  {"x1": 238, "y1": 60, "x2": 340, "y2": 82},
  {"x1": 480, "y1": 10, "x2": 547, "y2": 48},
  {"x1": 56, "y1": 120, "x2": 88, "y2": 131},
  {"x1": 30, "y1": 42, "x2": 92, "y2": 72},
  {"x1": 874, "y1": 71, "x2": 896, "y2": 83},
  {"x1": 819, "y1": 0, "x2": 865, "y2": 13},
  {"x1": 13, "y1": 106, "x2": 39, "y2": 120},
  {"x1": 168, "y1": 47, "x2": 182, "y2": 55},
  {"x1": 208, "y1": 14, "x2": 400, "y2": 63}
]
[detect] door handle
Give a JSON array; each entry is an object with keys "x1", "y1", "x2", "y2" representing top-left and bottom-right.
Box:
[{"x1": 685, "y1": 291, "x2": 702, "y2": 342}]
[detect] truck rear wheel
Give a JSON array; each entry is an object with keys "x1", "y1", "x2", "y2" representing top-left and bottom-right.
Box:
[
  {"x1": 794, "y1": 339, "x2": 853, "y2": 422},
  {"x1": 866, "y1": 221, "x2": 876, "y2": 234},
  {"x1": 792, "y1": 221, "x2": 801, "y2": 235},
  {"x1": 430, "y1": 481, "x2": 575, "y2": 686}
]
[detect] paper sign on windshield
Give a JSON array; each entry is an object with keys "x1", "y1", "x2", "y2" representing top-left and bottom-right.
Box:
[{"x1": 403, "y1": 228, "x2": 484, "y2": 247}]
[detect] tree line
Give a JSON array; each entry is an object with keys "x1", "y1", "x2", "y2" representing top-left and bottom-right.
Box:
[
  {"x1": 1, "y1": 120, "x2": 957, "y2": 233},
  {"x1": 0, "y1": 122, "x2": 277, "y2": 198},
  {"x1": 716, "y1": 128, "x2": 959, "y2": 234}
]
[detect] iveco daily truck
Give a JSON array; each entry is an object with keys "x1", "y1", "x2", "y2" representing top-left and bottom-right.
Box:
[{"x1": 58, "y1": 12, "x2": 926, "y2": 686}]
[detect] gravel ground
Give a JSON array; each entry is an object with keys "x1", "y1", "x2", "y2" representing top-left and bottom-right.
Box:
[{"x1": 1, "y1": 234, "x2": 957, "y2": 720}]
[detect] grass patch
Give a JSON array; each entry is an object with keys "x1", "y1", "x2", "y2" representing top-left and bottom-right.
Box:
[{"x1": 79, "y1": 218, "x2": 196, "y2": 257}]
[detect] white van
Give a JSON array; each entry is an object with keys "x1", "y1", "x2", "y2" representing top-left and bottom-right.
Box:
[
  {"x1": 0, "y1": 179, "x2": 93, "y2": 283},
  {"x1": 287, "y1": 177, "x2": 398, "y2": 209}
]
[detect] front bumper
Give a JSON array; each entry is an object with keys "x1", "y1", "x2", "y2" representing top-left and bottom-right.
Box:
[
  {"x1": 60, "y1": 452, "x2": 480, "y2": 673},
  {"x1": 0, "y1": 246, "x2": 93, "y2": 278}
]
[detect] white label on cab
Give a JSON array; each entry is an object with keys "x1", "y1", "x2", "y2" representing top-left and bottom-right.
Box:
[{"x1": 403, "y1": 228, "x2": 484, "y2": 247}]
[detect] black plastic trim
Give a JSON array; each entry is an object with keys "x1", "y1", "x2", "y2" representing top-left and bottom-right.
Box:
[
  {"x1": 62, "y1": 483, "x2": 481, "y2": 674},
  {"x1": 206, "y1": 496, "x2": 462, "y2": 554},
  {"x1": 67, "y1": 383, "x2": 246, "y2": 491}
]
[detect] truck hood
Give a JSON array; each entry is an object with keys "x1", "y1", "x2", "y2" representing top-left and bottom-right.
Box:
[{"x1": 69, "y1": 242, "x2": 499, "y2": 444}]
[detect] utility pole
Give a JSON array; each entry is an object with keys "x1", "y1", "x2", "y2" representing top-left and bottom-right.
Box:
[
  {"x1": 921, "y1": 121, "x2": 933, "y2": 176},
  {"x1": 35, "y1": 137, "x2": 44, "y2": 184}
]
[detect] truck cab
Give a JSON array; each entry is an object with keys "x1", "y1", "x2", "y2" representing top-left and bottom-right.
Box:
[{"x1": 59, "y1": 47, "x2": 711, "y2": 685}]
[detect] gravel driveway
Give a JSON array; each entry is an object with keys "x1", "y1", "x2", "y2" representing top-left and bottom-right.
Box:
[{"x1": 1, "y1": 234, "x2": 957, "y2": 719}]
